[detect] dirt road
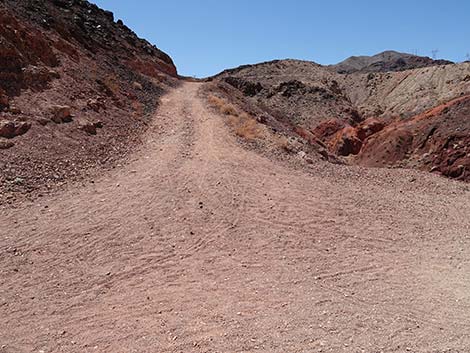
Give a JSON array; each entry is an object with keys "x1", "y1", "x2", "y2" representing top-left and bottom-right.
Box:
[{"x1": 1, "y1": 83, "x2": 470, "y2": 353}]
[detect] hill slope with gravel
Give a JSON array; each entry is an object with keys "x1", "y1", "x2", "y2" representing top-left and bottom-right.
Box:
[
  {"x1": 3, "y1": 82, "x2": 470, "y2": 353},
  {"x1": 0, "y1": 0, "x2": 177, "y2": 202}
]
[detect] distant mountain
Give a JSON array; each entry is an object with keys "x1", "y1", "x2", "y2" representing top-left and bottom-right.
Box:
[{"x1": 331, "y1": 50, "x2": 453, "y2": 73}]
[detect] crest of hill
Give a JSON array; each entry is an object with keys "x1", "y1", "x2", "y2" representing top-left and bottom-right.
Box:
[{"x1": 331, "y1": 50, "x2": 453, "y2": 73}]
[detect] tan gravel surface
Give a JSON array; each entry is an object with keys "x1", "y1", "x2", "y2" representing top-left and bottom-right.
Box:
[{"x1": 1, "y1": 82, "x2": 470, "y2": 353}]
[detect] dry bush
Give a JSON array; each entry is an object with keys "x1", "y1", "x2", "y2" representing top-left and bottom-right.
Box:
[
  {"x1": 274, "y1": 135, "x2": 293, "y2": 152},
  {"x1": 228, "y1": 112, "x2": 262, "y2": 140},
  {"x1": 102, "y1": 75, "x2": 121, "y2": 96},
  {"x1": 207, "y1": 94, "x2": 224, "y2": 107},
  {"x1": 221, "y1": 104, "x2": 237, "y2": 116},
  {"x1": 207, "y1": 95, "x2": 262, "y2": 140},
  {"x1": 207, "y1": 95, "x2": 237, "y2": 115}
]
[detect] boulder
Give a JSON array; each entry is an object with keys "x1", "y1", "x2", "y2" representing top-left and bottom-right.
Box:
[
  {"x1": 357, "y1": 118, "x2": 385, "y2": 141},
  {"x1": 317, "y1": 147, "x2": 329, "y2": 160},
  {"x1": 0, "y1": 92, "x2": 9, "y2": 110},
  {"x1": 132, "y1": 81, "x2": 143, "y2": 90},
  {"x1": 451, "y1": 165, "x2": 465, "y2": 178},
  {"x1": 87, "y1": 98, "x2": 105, "y2": 112},
  {"x1": 313, "y1": 118, "x2": 345, "y2": 140},
  {"x1": 445, "y1": 164, "x2": 466, "y2": 179},
  {"x1": 50, "y1": 105, "x2": 72, "y2": 123},
  {"x1": 1, "y1": 121, "x2": 20, "y2": 138},
  {"x1": 94, "y1": 120, "x2": 104, "y2": 129},
  {"x1": 329, "y1": 126, "x2": 363, "y2": 156},
  {"x1": 0, "y1": 120, "x2": 31, "y2": 138},
  {"x1": 78, "y1": 120, "x2": 102, "y2": 135},
  {"x1": 79, "y1": 121, "x2": 96, "y2": 135},
  {"x1": 0, "y1": 139, "x2": 14, "y2": 149},
  {"x1": 36, "y1": 117, "x2": 50, "y2": 126},
  {"x1": 14, "y1": 121, "x2": 30, "y2": 136},
  {"x1": 8, "y1": 106, "x2": 22, "y2": 114}
]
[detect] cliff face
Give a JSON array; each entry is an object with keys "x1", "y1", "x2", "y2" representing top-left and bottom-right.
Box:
[{"x1": 0, "y1": 0, "x2": 178, "y2": 200}]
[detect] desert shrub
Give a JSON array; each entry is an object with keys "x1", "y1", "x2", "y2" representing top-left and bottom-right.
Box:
[
  {"x1": 102, "y1": 75, "x2": 120, "y2": 96},
  {"x1": 274, "y1": 135, "x2": 293, "y2": 152},
  {"x1": 207, "y1": 95, "x2": 262, "y2": 140},
  {"x1": 228, "y1": 113, "x2": 262, "y2": 140},
  {"x1": 220, "y1": 104, "x2": 237, "y2": 116},
  {"x1": 207, "y1": 95, "x2": 237, "y2": 115},
  {"x1": 207, "y1": 94, "x2": 223, "y2": 106}
]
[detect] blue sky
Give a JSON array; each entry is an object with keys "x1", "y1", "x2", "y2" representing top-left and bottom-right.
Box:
[{"x1": 91, "y1": 0, "x2": 470, "y2": 78}]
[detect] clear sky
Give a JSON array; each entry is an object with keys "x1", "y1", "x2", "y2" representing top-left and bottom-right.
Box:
[{"x1": 91, "y1": 0, "x2": 470, "y2": 78}]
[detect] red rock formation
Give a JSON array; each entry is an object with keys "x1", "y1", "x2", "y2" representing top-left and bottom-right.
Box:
[
  {"x1": 312, "y1": 118, "x2": 346, "y2": 140},
  {"x1": 329, "y1": 126, "x2": 363, "y2": 156},
  {"x1": 356, "y1": 118, "x2": 385, "y2": 141},
  {"x1": 357, "y1": 96, "x2": 470, "y2": 181},
  {"x1": 313, "y1": 117, "x2": 385, "y2": 157}
]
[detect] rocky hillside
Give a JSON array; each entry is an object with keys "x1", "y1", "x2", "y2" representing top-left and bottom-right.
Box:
[
  {"x1": 0, "y1": 0, "x2": 177, "y2": 202},
  {"x1": 331, "y1": 50, "x2": 453, "y2": 73},
  {"x1": 213, "y1": 60, "x2": 361, "y2": 129},
  {"x1": 209, "y1": 56, "x2": 470, "y2": 181}
]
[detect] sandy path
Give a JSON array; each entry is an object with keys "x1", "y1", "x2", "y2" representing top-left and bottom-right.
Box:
[{"x1": 1, "y1": 82, "x2": 470, "y2": 353}]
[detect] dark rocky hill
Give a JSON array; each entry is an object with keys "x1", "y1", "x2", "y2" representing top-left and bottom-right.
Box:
[
  {"x1": 331, "y1": 50, "x2": 453, "y2": 73},
  {"x1": 0, "y1": 0, "x2": 177, "y2": 201}
]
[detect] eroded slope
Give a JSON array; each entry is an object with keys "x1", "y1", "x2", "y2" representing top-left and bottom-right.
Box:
[{"x1": 211, "y1": 58, "x2": 470, "y2": 181}]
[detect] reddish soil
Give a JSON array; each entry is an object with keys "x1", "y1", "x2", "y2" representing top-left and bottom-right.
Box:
[{"x1": 2, "y1": 83, "x2": 470, "y2": 352}]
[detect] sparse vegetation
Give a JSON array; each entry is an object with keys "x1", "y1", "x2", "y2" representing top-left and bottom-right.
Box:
[
  {"x1": 207, "y1": 94, "x2": 262, "y2": 140},
  {"x1": 229, "y1": 113, "x2": 262, "y2": 140},
  {"x1": 274, "y1": 135, "x2": 292, "y2": 152},
  {"x1": 207, "y1": 95, "x2": 237, "y2": 115},
  {"x1": 101, "y1": 75, "x2": 121, "y2": 96}
]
